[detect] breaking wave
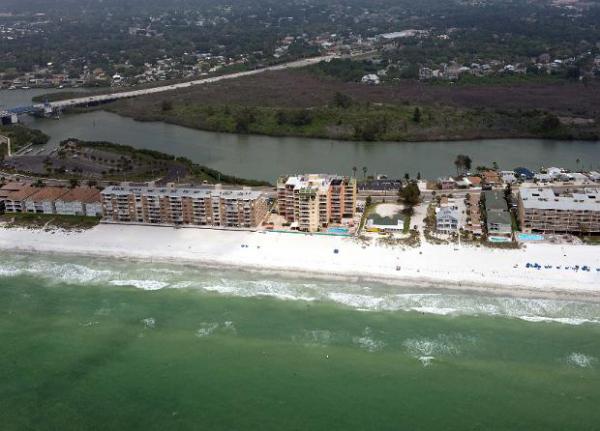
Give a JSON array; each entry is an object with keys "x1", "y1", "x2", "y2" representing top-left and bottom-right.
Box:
[
  {"x1": 1, "y1": 252, "x2": 600, "y2": 325},
  {"x1": 566, "y1": 352, "x2": 596, "y2": 368}
]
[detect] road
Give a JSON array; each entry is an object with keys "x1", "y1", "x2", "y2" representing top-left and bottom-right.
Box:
[{"x1": 32, "y1": 55, "x2": 338, "y2": 111}]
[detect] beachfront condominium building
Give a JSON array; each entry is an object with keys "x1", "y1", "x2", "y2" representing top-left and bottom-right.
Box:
[
  {"x1": 518, "y1": 187, "x2": 600, "y2": 234},
  {"x1": 0, "y1": 183, "x2": 103, "y2": 216},
  {"x1": 55, "y1": 187, "x2": 103, "y2": 217},
  {"x1": 2, "y1": 183, "x2": 38, "y2": 213},
  {"x1": 277, "y1": 174, "x2": 357, "y2": 232},
  {"x1": 101, "y1": 184, "x2": 269, "y2": 228},
  {"x1": 24, "y1": 187, "x2": 70, "y2": 214}
]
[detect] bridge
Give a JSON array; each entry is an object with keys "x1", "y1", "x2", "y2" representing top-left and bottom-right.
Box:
[{"x1": 10, "y1": 55, "x2": 338, "y2": 117}]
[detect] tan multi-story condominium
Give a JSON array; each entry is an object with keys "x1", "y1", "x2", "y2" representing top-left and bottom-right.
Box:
[
  {"x1": 277, "y1": 174, "x2": 357, "y2": 232},
  {"x1": 101, "y1": 184, "x2": 269, "y2": 228},
  {"x1": 518, "y1": 187, "x2": 600, "y2": 234}
]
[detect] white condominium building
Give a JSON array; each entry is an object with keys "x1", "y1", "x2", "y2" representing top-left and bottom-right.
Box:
[
  {"x1": 518, "y1": 187, "x2": 600, "y2": 233},
  {"x1": 277, "y1": 174, "x2": 356, "y2": 232}
]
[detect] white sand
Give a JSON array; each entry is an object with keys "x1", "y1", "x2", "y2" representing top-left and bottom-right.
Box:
[
  {"x1": 1, "y1": 224, "x2": 599, "y2": 300},
  {"x1": 373, "y1": 203, "x2": 403, "y2": 217}
]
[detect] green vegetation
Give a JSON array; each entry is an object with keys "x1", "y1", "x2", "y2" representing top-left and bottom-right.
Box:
[
  {"x1": 0, "y1": 124, "x2": 49, "y2": 156},
  {"x1": 104, "y1": 97, "x2": 597, "y2": 143},
  {"x1": 398, "y1": 182, "x2": 420, "y2": 208},
  {"x1": 0, "y1": 212, "x2": 100, "y2": 230},
  {"x1": 67, "y1": 139, "x2": 271, "y2": 186},
  {"x1": 402, "y1": 213, "x2": 411, "y2": 234},
  {"x1": 581, "y1": 236, "x2": 600, "y2": 245}
]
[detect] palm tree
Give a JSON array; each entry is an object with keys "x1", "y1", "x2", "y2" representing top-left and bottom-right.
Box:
[
  {"x1": 576, "y1": 158, "x2": 581, "y2": 172},
  {"x1": 352, "y1": 166, "x2": 357, "y2": 178},
  {"x1": 362, "y1": 166, "x2": 367, "y2": 179}
]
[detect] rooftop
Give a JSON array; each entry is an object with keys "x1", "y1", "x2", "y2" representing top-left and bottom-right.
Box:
[
  {"x1": 26, "y1": 187, "x2": 69, "y2": 202},
  {"x1": 102, "y1": 185, "x2": 265, "y2": 200},
  {"x1": 484, "y1": 190, "x2": 507, "y2": 211},
  {"x1": 4, "y1": 184, "x2": 38, "y2": 201},
  {"x1": 520, "y1": 187, "x2": 600, "y2": 211},
  {"x1": 57, "y1": 187, "x2": 102, "y2": 203}
]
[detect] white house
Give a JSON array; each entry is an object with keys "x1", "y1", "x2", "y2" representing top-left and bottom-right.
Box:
[{"x1": 436, "y1": 206, "x2": 459, "y2": 233}]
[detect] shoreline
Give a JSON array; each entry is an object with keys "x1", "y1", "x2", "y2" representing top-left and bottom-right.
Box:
[{"x1": 1, "y1": 224, "x2": 599, "y2": 303}]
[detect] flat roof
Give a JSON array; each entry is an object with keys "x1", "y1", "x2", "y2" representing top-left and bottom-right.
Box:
[
  {"x1": 520, "y1": 187, "x2": 600, "y2": 211},
  {"x1": 102, "y1": 185, "x2": 265, "y2": 200},
  {"x1": 368, "y1": 213, "x2": 403, "y2": 226}
]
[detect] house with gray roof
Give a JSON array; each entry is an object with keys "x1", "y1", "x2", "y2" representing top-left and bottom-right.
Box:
[{"x1": 483, "y1": 190, "x2": 512, "y2": 237}]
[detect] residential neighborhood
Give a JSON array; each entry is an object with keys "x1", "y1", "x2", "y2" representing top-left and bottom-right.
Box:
[{"x1": 1, "y1": 162, "x2": 599, "y2": 246}]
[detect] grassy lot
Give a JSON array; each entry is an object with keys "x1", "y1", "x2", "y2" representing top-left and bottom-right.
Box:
[
  {"x1": 403, "y1": 213, "x2": 411, "y2": 234},
  {"x1": 582, "y1": 235, "x2": 600, "y2": 245},
  {"x1": 0, "y1": 213, "x2": 100, "y2": 230}
]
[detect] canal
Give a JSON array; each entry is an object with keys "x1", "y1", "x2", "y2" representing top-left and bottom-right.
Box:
[{"x1": 4, "y1": 90, "x2": 599, "y2": 182}]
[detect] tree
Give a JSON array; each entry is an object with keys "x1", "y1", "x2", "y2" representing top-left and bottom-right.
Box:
[
  {"x1": 234, "y1": 108, "x2": 255, "y2": 134},
  {"x1": 417, "y1": 172, "x2": 421, "y2": 180},
  {"x1": 33, "y1": 179, "x2": 45, "y2": 188},
  {"x1": 404, "y1": 172, "x2": 410, "y2": 180},
  {"x1": 352, "y1": 166, "x2": 357, "y2": 178},
  {"x1": 362, "y1": 166, "x2": 367, "y2": 179},
  {"x1": 69, "y1": 178, "x2": 80, "y2": 188},
  {"x1": 332, "y1": 92, "x2": 352, "y2": 109},
  {"x1": 399, "y1": 181, "x2": 421, "y2": 207},
  {"x1": 492, "y1": 161, "x2": 499, "y2": 171},
  {"x1": 454, "y1": 154, "x2": 472, "y2": 175},
  {"x1": 576, "y1": 158, "x2": 581, "y2": 171},
  {"x1": 413, "y1": 107, "x2": 421, "y2": 123},
  {"x1": 541, "y1": 114, "x2": 560, "y2": 131}
]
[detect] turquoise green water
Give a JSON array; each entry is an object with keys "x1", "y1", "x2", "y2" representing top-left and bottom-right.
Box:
[{"x1": 1, "y1": 253, "x2": 600, "y2": 430}]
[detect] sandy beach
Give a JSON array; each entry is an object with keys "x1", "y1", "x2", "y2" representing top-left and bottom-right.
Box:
[{"x1": 1, "y1": 223, "x2": 599, "y2": 300}]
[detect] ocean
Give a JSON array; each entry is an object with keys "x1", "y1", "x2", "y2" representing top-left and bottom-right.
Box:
[{"x1": 1, "y1": 252, "x2": 599, "y2": 430}]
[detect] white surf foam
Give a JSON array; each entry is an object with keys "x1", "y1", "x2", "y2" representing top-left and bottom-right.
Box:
[
  {"x1": 110, "y1": 279, "x2": 169, "y2": 290},
  {"x1": 196, "y1": 322, "x2": 219, "y2": 337},
  {"x1": 142, "y1": 317, "x2": 156, "y2": 329},
  {"x1": 519, "y1": 316, "x2": 600, "y2": 325},
  {"x1": 353, "y1": 327, "x2": 385, "y2": 352},
  {"x1": 566, "y1": 352, "x2": 596, "y2": 368}
]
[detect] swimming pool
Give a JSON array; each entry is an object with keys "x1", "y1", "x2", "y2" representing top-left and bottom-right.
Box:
[
  {"x1": 517, "y1": 233, "x2": 544, "y2": 241},
  {"x1": 488, "y1": 236, "x2": 511, "y2": 243},
  {"x1": 327, "y1": 227, "x2": 350, "y2": 235}
]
